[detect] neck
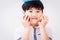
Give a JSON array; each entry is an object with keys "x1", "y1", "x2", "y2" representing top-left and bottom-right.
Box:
[{"x1": 30, "y1": 23, "x2": 39, "y2": 28}]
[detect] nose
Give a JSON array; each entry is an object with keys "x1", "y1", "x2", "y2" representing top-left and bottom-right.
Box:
[{"x1": 32, "y1": 13, "x2": 36, "y2": 16}]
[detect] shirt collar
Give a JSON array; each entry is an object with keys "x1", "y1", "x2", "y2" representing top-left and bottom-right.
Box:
[{"x1": 30, "y1": 23, "x2": 40, "y2": 29}]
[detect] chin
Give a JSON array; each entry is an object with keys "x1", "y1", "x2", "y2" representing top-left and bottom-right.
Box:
[
  {"x1": 32, "y1": 22, "x2": 37, "y2": 24},
  {"x1": 30, "y1": 21, "x2": 38, "y2": 25},
  {"x1": 30, "y1": 19, "x2": 38, "y2": 25}
]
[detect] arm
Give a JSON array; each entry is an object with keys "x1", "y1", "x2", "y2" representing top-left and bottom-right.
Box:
[
  {"x1": 40, "y1": 26, "x2": 50, "y2": 40},
  {"x1": 20, "y1": 15, "x2": 30, "y2": 40},
  {"x1": 39, "y1": 15, "x2": 50, "y2": 40}
]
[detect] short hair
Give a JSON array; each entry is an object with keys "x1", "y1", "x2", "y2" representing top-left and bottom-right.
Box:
[{"x1": 22, "y1": 1, "x2": 44, "y2": 11}]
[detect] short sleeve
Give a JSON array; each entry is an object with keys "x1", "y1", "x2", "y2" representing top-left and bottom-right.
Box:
[
  {"x1": 16, "y1": 26, "x2": 24, "y2": 40},
  {"x1": 17, "y1": 37, "x2": 22, "y2": 40},
  {"x1": 45, "y1": 27, "x2": 52, "y2": 40},
  {"x1": 49, "y1": 37, "x2": 52, "y2": 40}
]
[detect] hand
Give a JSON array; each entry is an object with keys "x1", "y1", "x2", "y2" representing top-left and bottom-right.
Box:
[
  {"x1": 20, "y1": 15, "x2": 30, "y2": 29},
  {"x1": 40, "y1": 15, "x2": 48, "y2": 27}
]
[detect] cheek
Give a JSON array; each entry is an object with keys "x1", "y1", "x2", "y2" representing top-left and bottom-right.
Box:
[
  {"x1": 37, "y1": 17, "x2": 42, "y2": 22},
  {"x1": 27, "y1": 14, "x2": 32, "y2": 18},
  {"x1": 38, "y1": 13, "x2": 43, "y2": 17},
  {"x1": 37, "y1": 14, "x2": 43, "y2": 22}
]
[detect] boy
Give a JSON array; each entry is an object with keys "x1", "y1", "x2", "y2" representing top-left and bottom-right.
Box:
[{"x1": 18, "y1": 0, "x2": 52, "y2": 40}]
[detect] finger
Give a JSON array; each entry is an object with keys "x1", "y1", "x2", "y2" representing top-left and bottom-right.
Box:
[
  {"x1": 24, "y1": 15, "x2": 28, "y2": 20},
  {"x1": 20, "y1": 16, "x2": 23, "y2": 22},
  {"x1": 26, "y1": 16, "x2": 30, "y2": 22},
  {"x1": 45, "y1": 16, "x2": 48, "y2": 20},
  {"x1": 41, "y1": 16, "x2": 44, "y2": 20},
  {"x1": 43, "y1": 15, "x2": 48, "y2": 19},
  {"x1": 23, "y1": 15, "x2": 25, "y2": 19},
  {"x1": 43, "y1": 15, "x2": 48, "y2": 22}
]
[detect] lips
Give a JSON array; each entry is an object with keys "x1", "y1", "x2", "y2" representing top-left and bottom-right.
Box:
[{"x1": 31, "y1": 18, "x2": 37, "y2": 19}]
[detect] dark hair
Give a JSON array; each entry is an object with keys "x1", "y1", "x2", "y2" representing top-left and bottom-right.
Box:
[{"x1": 22, "y1": 1, "x2": 44, "y2": 11}]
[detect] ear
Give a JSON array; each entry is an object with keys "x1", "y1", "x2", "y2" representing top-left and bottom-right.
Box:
[
  {"x1": 41, "y1": 11, "x2": 43, "y2": 15},
  {"x1": 22, "y1": 11, "x2": 26, "y2": 15}
]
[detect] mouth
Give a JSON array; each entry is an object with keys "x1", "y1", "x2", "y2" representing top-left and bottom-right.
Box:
[{"x1": 31, "y1": 17, "x2": 37, "y2": 19}]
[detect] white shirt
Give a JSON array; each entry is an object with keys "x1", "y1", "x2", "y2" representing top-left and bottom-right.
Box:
[{"x1": 16, "y1": 24, "x2": 52, "y2": 40}]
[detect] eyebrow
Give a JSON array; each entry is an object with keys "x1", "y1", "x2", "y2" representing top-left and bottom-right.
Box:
[{"x1": 28, "y1": 8, "x2": 42, "y2": 10}]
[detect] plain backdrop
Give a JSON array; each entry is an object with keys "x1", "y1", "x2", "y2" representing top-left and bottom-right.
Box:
[{"x1": 0, "y1": 0, "x2": 60, "y2": 40}]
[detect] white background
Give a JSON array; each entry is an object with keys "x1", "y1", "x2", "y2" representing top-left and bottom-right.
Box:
[{"x1": 0, "y1": 0, "x2": 60, "y2": 40}]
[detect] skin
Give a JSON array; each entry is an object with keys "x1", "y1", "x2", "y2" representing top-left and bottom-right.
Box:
[{"x1": 21, "y1": 8, "x2": 49, "y2": 40}]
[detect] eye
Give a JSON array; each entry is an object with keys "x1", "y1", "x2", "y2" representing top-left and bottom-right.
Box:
[
  {"x1": 29, "y1": 11, "x2": 32, "y2": 13},
  {"x1": 36, "y1": 11, "x2": 40, "y2": 13}
]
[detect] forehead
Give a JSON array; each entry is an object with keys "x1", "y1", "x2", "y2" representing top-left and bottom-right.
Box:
[{"x1": 28, "y1": 7, "x2": 41, "y2": 10}]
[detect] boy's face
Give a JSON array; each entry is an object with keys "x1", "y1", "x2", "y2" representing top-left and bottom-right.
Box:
[{"x1": 23, "y1": 8, "x2": 43, "y2": 26}]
